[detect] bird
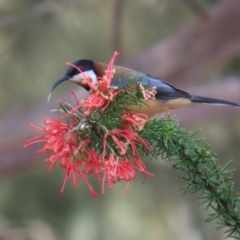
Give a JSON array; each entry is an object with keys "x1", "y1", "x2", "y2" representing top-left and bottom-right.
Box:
[{"x1": 49, "y1": 59, "x2": 240, "y2": 118}]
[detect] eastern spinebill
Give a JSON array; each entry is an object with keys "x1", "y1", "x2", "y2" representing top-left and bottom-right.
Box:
[{"x1": 49, "y1": 59, "x2": 240, "y2": 118}]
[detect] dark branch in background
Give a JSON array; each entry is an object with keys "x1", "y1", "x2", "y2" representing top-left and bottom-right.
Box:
[
  {"x1": 127, "y1": 0, "x2": 240, "y2": 88},
  {"x1": 183, "y1": 0, "x2": 208, "y2": 18},
  {"x1": 112, "y1": 0, "x2": 125, "y2": 62}
]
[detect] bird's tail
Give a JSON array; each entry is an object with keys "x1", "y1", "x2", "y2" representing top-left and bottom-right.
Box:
[{"x1": 190, "y1": 95, "x2": 240, "y2": 107}]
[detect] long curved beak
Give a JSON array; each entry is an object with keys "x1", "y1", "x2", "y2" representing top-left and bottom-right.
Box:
[
  {"x1": 51, "y1": 75, "x2": 71, "y2": 93},
  {"x1": 47, "y1": 75, "x2": 70, "y2": 102}
]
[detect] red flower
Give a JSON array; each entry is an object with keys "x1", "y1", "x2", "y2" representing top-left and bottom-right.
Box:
[
  {"x1": 24, "y1": 118, "x2": 98, "y2": 197},
  {"x1": 121, "y1": 112, "x2": 148, "y2": 131},
  {"x1": 102, "y1": 154, "x2": 136, "y2": 195},
  {"x1": 103, "y1": 129, "x2": 152, "y2": 159},
  {"x1": 25, "y1": 52, "x2": 155, "y2": 197},
  {"x1": 60, "y1": 161, "x2": 97, "y2": 197},
  {"x1": 102, "y1": 154, "x2": 154, "y2": 195}
]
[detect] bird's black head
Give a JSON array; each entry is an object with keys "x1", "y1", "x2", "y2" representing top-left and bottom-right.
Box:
[{"x1": 50, "y1": 59, "x2": 97, "y2": 95}]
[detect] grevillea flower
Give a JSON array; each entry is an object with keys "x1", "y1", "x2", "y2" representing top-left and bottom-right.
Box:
[
  {"x1": 25, "y1": 52, "x2": 155, "y2": 197},
  {"x1": 121, "y1": 112, "x2": 149, "y2": 131},
  {"x1": 103, "y1": 129, "x2": 152, "y2": 159},
  {"x1": 102, "y1": 154, "x2": 136, "y2": 195},
  {"x1": 102, "y1": 154, "x2": 154, "y2": 195},
  {"x1": 24, "y1": 118, "x2": 98, "y2": 197}
]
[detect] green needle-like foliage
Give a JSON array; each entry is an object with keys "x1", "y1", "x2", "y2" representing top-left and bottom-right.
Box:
[{"x1": 139, "y1": 118, "x2": 240, "y2": 239}]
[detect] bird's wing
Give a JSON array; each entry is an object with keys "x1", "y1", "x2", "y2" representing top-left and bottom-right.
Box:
[{"x1": 112, "y1": 66, "x2": 191, "y2": 101}]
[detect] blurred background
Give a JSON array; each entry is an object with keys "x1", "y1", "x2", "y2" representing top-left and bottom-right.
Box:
[{"x1": 0, "y1": 0, "x2": 240, "y2": 239}]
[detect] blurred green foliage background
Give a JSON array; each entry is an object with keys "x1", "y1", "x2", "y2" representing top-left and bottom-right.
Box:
[{"x1": 0, "y1": 0, "x2": 240, "y2": 239}]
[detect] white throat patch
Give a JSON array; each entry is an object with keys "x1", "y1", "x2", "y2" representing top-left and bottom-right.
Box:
[{"x1": 72, "y1": 70, "x2": 97, "y2": 84}]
